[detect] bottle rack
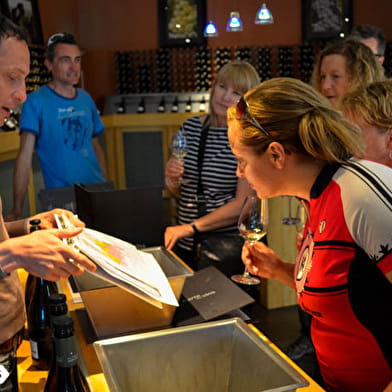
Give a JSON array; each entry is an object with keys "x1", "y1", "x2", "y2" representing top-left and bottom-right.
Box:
[
  {"x1": 115, "y1": 41, "x2": 392, "y2": 95},
  {"x1": 114, "y1": 42, "x2": 333, "y2": 95},
  {"x1": 103, "y1": 92, "x2": 210, "y2": 115},
  {"x1": 27, "y1": 45, "x2": 51, "y2": 93}
]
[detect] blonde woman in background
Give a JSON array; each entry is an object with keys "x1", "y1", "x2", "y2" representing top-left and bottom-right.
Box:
[
  {"x1": 164, "y1": 61, "x2": 260, "y2": 276},
  {"x1": 342, "y1": 79, "x2": 392, "y2": 168},
  {"x1": 311, "y1": 39, "x2": 385, "y2": 108}
]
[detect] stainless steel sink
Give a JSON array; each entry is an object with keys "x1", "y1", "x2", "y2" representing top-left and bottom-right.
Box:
[{"x1": 94, "y1": 317, "x2": 308, "y2": 392}]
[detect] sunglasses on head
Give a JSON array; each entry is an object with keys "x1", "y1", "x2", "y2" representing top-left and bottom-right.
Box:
[
  {"x1": 235, "y1": 96, "x2": 274, "y2": 140},
  {"x1": 47, "y1": 33, "x2": 65, "y2": 47}
]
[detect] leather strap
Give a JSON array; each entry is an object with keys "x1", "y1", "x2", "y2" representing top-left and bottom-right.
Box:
[{"x1": 196, "y1": 115, "x2": 210, "y2": 217}]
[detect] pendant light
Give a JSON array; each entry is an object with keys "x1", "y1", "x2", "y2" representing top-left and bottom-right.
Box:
[
  {"x1": 204, "y1": 21, "x2": 218, "y2": 37},
  {"x1": 255, "y1": 2, "x2": 274, "y2": 25},
  {"x1": 204, "y1": 1, "x2": 218, "y2": 38},
  {"x1": 226, "y1": 11, "x2": 243, "y2": 32}
]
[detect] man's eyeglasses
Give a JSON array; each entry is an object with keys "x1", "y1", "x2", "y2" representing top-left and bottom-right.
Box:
[{"x1": 235, "y1": 96, "x2": 274, "y2": 139}]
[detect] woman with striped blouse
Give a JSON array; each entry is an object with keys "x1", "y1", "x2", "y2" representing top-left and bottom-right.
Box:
[{"x1": 164, "y1": 61, "x2": 260, "y2": 275}]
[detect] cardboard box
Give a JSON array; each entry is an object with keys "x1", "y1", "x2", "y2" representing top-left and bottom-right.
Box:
[{"x1": 70, "y1": 246, "x2": 193, "y2": 338}]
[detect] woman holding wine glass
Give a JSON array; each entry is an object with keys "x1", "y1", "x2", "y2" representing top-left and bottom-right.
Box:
[
  {"x1": 227, "y1": 77, "x2": 392, "y2": 392},
  {"x1": 282, "y1": 39, "x2": 386, "y2": 366},
  {"x1": 164, "y1": 61, "x2": 260, "y2": 276}
]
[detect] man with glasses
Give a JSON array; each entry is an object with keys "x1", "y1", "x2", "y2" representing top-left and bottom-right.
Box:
[
  {"x1": 349, "y1": 24, "x2": 386, "y2": 65},
  {"x1": 8, "y1": 32, "x2": 107, "y2": 220}
]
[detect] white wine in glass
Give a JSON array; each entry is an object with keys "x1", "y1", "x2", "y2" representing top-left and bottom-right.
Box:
[
  {"x1": 231, "y1": 196, "x2": 268, "y2": 285},
  {"x1": 171, "y1": 130, "x2": 188, "y2": 183}
]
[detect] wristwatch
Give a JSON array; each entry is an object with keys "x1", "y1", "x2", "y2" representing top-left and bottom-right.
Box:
[{"x1": 0, "y1": 264, "x2": 9, "y2": 279}]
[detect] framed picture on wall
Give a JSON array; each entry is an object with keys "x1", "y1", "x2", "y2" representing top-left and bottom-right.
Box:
[
  {"x1": 302, "y1": 0, "x2": 352, "y2": 42},
  {"x1": 0, "y1": 0, "x2": 43, "y2": 44},
  {"x1": 158, "y1": 0, "x2": 206, "y2": 48}
]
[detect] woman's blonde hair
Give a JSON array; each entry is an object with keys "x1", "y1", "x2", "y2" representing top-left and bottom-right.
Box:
[
  {"x1": 228, "y1": 77, "x2": 365, "y2": 163},
  {"x1": 209, "y1": 61, "x2": 260, "y2": 126},
  {"x1": 341, "y1": 79, "x2": 392, "y2": 131},
  {"x1": 311, "y1": 39, "x2": 385, "y2": 96}
]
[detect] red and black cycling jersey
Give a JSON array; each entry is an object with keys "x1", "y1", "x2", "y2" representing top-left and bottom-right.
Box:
[{"x1": 295, "y1": 160, "x2": 392, "y2": 392}]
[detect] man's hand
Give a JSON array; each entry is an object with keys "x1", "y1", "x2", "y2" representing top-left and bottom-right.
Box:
[
  {"x1": 29, "y1": 209, "x2": 85, "y2": 230},
  {"x1": 0, "y1": 227, "x2": 96, "y2": 281}
]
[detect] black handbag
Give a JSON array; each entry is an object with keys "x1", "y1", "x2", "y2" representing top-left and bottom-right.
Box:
[{"x1": 192, "y1": 116, "x2": 244, "y2": 277}]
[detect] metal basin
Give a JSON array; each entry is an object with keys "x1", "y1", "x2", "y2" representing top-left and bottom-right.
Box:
[{"x1": 94, "y1": 318, "x2": 308, "y2": 392}]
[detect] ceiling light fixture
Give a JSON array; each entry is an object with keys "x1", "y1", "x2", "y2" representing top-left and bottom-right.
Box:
[
  {"x1": 226, "y1": 11, "x2": 243, "y2": 32},
  {"x1": 204, "y1": 20, "x2": 218, "y2": 37},
  {"x1": 255, "y1": 2, "x2": 274, "y2": 25}
]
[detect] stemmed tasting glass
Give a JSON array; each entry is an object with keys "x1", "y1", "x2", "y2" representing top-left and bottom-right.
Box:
[
  {"x1": 231, "y1": 196, "x2": 268, "y2": 285},
  {"x1": 171, "y1": 129, "x2": 188, "y2": 184},
  {"x1": 281, "y1": 196, "x2": 301, "y2": 226},
  {"x1": 295, "y1": 201, "x2": 306, "y2": 250}
]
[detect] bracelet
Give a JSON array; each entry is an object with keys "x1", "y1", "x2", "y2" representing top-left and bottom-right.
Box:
[{"x1": 191, "y1": 222, "x2": 200, "y2": 234}]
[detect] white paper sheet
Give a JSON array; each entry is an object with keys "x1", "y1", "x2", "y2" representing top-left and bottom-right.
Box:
[{"x1": 55, "y1": 214, "x2": 178, "y2": 308}]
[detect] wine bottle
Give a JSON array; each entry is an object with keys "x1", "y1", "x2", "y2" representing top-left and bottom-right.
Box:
[
  {"x1": 24, "y1": 219, "x2": 42, "y2": 317},
  {"x1": 199, "y1": 96, "x2": 206, "y2": 112},
  {"x1": 27, "y1": 259, "x2": 59, "y2": 369},
  {"x1": 48, "y1": 293, "x2": 69, "y2": 328},
  {"x1": 171, "y1": 96, "x2": 179, "y2": 113},
  {"x1": 116, "y1": 97, "x2": 125, "y2": 114},
  {"x1": 185, "y1": 96, "x2": 192, "y2": 112},
  {"x1": 137, "y1": 97, "x2": 145, "y2": 114},
  {"x1": 46, "y1": 294, "x2": 91, "y2": 391},
  {"x1": 157, "y1": 96, "x2": 165, "y2": 113},
  {"x1": 44, "y1": 316, "x2": 91, "y2": 392}
]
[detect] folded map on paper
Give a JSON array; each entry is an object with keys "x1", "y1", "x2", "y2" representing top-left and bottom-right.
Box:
[{"x1": 55, "y1": 214, "x2": 178, "y2": 309}]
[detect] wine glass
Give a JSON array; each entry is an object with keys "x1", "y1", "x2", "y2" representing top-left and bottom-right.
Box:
[
  {"x1": 231, "y1": 196, "x2": 268, "y2": 285},
  {"x1": 171, "y1": 130, "x2": 188, "y2": 184},
  {"x1": 281, "y1": 196, "x2": 300, "y2": 226},
  {"x1": 295, "y1": 202, "x2": 307, "y2": 251}
]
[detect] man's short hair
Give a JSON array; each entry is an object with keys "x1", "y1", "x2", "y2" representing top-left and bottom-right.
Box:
[
  {"x1": 45, "y1": 32, "x2": 78, "y2": 62},
  {"x1": 0, "y1": 15, "x2": 29, "y2": 45},
  {"x1": 349, "y1": 25, "x2": 386, "y2": 56}
]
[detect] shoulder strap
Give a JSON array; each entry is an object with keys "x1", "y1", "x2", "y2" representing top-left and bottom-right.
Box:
[{"x1": 196, "y1": 115, "x2": 210, "y2": 217}]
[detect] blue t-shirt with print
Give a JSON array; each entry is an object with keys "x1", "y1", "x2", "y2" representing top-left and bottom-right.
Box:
[{"x1": 20, "y1": 85, "x2": 105, "y2": 188}]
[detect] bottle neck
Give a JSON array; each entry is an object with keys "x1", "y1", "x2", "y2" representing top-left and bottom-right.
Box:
[{"x1": 54, "y1": 335, "x2": 79, "y2": 368}]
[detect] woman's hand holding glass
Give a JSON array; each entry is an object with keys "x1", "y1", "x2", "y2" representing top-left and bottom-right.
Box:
[
  {"x1": 170, "y1": 130, "x2": 188, "y2": 184},
  {"x1": 231, "y1": 196, "x2": 268, "y2": 285},
  {"x1": 165, "y1": 157, "x2": 185, "y2": 188}
]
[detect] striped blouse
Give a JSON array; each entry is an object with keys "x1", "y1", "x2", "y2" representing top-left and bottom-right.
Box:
[{"x1": 176, "y1": 116, "x2": 238, "y2": 251}]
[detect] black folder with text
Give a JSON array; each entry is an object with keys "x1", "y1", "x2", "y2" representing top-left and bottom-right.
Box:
[{"x1": 174, "y1": 266, "x2": 255, "y2": 326}]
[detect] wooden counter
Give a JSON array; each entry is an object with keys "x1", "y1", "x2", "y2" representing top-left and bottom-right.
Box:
[{"x1": 16, "y1": 271, "x2": 324, "y2": 392}]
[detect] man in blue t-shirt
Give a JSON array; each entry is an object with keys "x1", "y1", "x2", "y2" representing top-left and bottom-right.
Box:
[{"x1": 8, "y1": 32, "x2": 107, "y2": 219}]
